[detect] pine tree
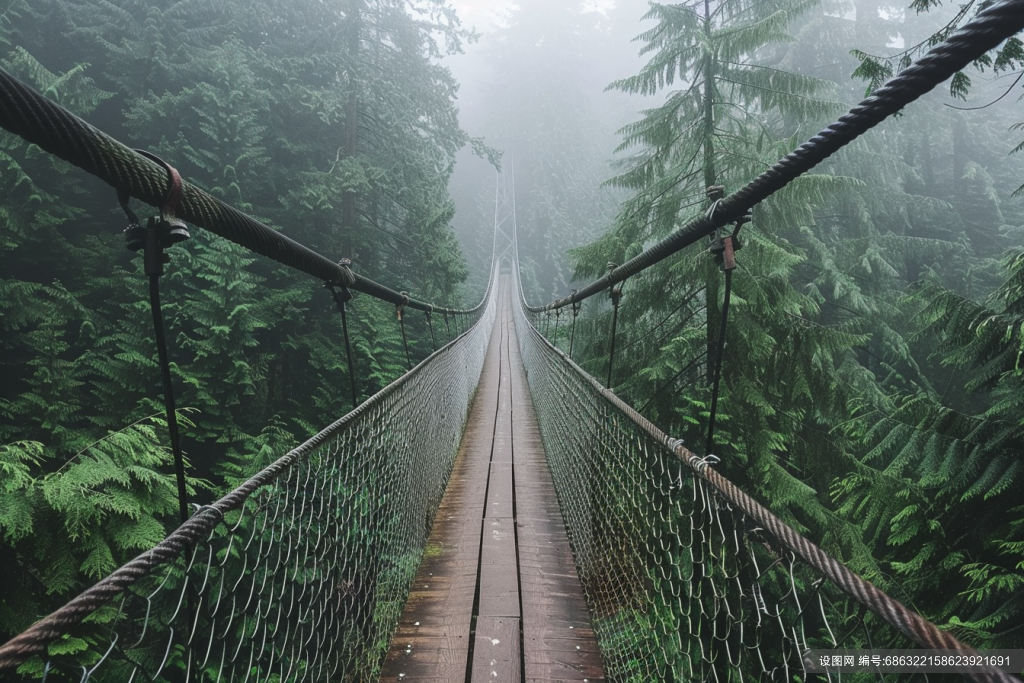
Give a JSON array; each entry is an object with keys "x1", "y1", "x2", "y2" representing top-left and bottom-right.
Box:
[
  {"x1": 567, "y1": 2, "x2": 893, "y2": 674},
  {"x1": 834, "y1": 252, "x2": 1024, "y2": 649},
  {"x1": 0, "y1": 0, "x2": 484, "y2": 646},
  {"x1": 574, "y1": 0, "x2": 857, "y2": 509}
]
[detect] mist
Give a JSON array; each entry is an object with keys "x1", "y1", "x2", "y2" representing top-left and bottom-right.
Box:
[{"x1": 1, "y1": 0, "x2": 1023, "y2": 676}]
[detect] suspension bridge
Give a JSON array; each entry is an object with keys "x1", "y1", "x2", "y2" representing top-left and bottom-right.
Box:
[{"x1": 1, "y1": 2, "x2": 1023, "y2": 681}]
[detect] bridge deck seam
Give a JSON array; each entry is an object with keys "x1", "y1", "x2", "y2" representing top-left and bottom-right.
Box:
[{"x1": 379, "y1": 278, "x2": 605, "y2": 683}]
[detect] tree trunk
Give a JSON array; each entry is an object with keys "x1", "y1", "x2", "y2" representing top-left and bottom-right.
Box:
[
  {"x1": 702, "y1": 0, "x2": 719, "y2": 386},
  {"x1": 342, "y1": 0, "x2": 362, "y2": 246}
]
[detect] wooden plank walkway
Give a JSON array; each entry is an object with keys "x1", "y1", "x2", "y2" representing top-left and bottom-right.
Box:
[{"x1": 379, "y1": 278, "x2": 605, "y2": 683}]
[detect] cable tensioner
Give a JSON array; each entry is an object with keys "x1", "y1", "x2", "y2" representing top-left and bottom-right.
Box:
[
  {"x1": 709, "y1": 210, "x2": 751, "y2": 272},
  {"x1": 121, "y1": 150, "x2": 190, "y2": 274}
]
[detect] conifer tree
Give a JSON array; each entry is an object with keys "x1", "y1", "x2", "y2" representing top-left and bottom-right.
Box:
[
  {"x1": 0, "y1": 0, "x2": 484, "y2": 649},
  {"x1": 833, "y1": 252, "x2": 1024, "y2": 649},
  {"x1": 573, "y1": 0, "x2": 862, "y2": 527}
]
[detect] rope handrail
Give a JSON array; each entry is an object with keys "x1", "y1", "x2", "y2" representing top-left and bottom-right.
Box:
[
  {"x1": 0, "y1": 266, "x2": 501, "y2": 672},
  {"x1": 526, "y1": 0, "x2": 1024, "y2": 313},
  {"x1": 0, "y1": 67, "x2": 480, "y2": 317},
  {"x1": 506, "y1": 149, "x2": 1014, "y2": 679},
  {"x1": 513, "y1": 274, "x2": 1015, "y2": 682},
  {"x1": 535, "y1": 320, "x2": 979, "y2": 652}
]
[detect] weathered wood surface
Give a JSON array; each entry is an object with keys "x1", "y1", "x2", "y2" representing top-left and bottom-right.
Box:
[{"x1": 379, "y1": 279, "x2": 605, "y2": 682}]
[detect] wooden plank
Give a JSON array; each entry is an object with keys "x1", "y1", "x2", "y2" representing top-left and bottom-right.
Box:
[
  {"x1": 478, "y1": 517, "x2": 520, "y2": 618},
  {"x1": 381, "y1": 636, "x2": 468, "y2": 681},
  {"x1": 486, "y1": 462, "x2": 515, "y2": 519},
  {"x1": 491, "y1": 315, "x2": 514, "y2": 466},
  {"x1": 383, "y1": 279, "x2": 606, "y2": 682},
  {"x1": 490, "y1": 410, "x2": 514, "y2": 464},
  {"x1": 379, "y1": 281, "x2": 509, "y2": 683},
  {"x1": 506, "y1": 312, "x2": 607, "y2": 683},
  {"x1": 470, "y1": 616, "x2": 521, "y2": 683}
]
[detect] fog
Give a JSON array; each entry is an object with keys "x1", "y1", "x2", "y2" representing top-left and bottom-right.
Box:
[
  {"x1": 2, "y1": 0, "x2": 1024, "y2": 672},
  {"x1": 445, "y1": 0, "x2": 656, "y2": 300},
  {"x1": 441, "y1": 0, "x2": 1024, "y2": 305}
]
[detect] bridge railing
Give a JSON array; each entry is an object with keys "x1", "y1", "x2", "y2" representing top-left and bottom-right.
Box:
[
  {"x1": 513, "y1": 283, "x2": 817, "y2": 680},
  {"x1": 0, "y1": 270, "x2": 498, "y2": 681},
  {"x1": 512, "y1": 271, "x2": 1013, "y2": 682}
]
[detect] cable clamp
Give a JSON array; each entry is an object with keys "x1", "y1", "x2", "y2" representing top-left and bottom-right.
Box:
[
  {"x1": 571, "y1": 289, "x2": 582, "y2": 317},
  {"x1": 140, "y1": 150, "x2": 188, "y2": 241},
  {"x1": 609, "y1": 282, "x2": 623, "y2": 305},
  {"x1": 325, "y1": 281, "x2": 353, "y2": 309},
  {"x1": 606, "y1": 263, "x2": 624, "y2": 305},
  {"x1": 710, "y1": 227, "x2": 743, "y2": 272},
  {"x1": 325, "y1": 258, "x2": 355, "y2": 307},
  {"x1": 721, "y1": 235, "x2": 737, "y2": 272},
  {"x1": 688, "y1": 453, "x2": 720, "y2": 474},
  {"x1": 119, "y1": 151, "x2": 189, "y2": 276},
  {"x1": 666, "y1": 437, "x2": 685, "y2": 453},
  {"x1": 705, "y1": 185, "x2": 726, "y2": 219},
  {"x1": 397, "y1": 291, "x2": 410, "y2": 321},
  {"x1": 336, "y1": 257, "x2": 357, "y2": 288}
]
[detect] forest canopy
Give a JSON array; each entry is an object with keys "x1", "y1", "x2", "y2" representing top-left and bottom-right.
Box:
[
  {"x1": 1, "y1": 0, "x2": 1023, "y2": 673},
  {"x1": 548, "y1": 0, "x2": 1024, "y2": 653},
  {"x1": 0, "y1": 0, "x2": 483, "y2": 641}
]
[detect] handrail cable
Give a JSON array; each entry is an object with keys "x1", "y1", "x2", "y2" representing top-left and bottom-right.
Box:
[
  {"x1": 0, "y1": 68, "x2": 478, "y2": 318},
  {"x1": 525, "y1": 0, "x2": 1024, "y2": 313},
  {"x1": 0, "y1": 202, "x2": 504, "y2": 675},
  {"x1": 510, "y1": 195, "x2": 1014, "y2": 683}
]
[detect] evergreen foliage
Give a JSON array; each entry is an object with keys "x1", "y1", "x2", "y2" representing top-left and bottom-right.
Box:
[
  {"x1": 565, "y1": 0, "x2": 1024, "y2": 653},
  {"x1": 2, "y1": 0, "x2": 1024, "y2": 666},
  {"x1": 572, "y1": 0, "x2": 861, "y2": 545},
  {"x1": 0, "y1": 0, "x2": 482, "y2": 644},
  {"x1": 0, "y1": 418, "x2": 207, "y2": 637},
  {"x1": 834, "y1": 252, "x2": 1024, "y2": 647}
]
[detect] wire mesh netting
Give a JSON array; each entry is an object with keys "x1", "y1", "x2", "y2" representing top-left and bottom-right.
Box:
[
  {"x1": 11, "y1": 273, "x2": 498, "y2": 682},
  {"x1": 511, "y1": 278, "x2": 931, "y2": 683}
]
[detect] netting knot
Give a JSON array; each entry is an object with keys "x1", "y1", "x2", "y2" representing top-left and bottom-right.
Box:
[
  {"x1": 688, "y1": 453, "x2": 720, "y2": 474},
  {"x1": 666, "y1": 437, "x2": 685, "y2": 453}
]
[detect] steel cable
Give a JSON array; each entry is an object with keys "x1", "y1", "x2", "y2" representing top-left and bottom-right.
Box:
[
  {"x1": 527, "y1": 0, "x2": 1024, "y2": 313},
  {"x1": 0, "y1": 272, "x2": 500, "y2": 676},
  {"x1": 0, "y1": 67, "x2": 477, "y2": 317},
  {"x1": 514, "y1": 269, "x2": 1013, "y2": 682}
]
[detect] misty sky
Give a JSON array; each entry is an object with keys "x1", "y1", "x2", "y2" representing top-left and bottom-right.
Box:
[{"x1": 449, "y1": 0, "x2": 617, "y2": 33}]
